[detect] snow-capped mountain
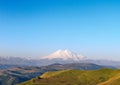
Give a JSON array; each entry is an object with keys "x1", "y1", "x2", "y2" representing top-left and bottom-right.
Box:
[
  {"x1": 38, "y1": 50, "x2": 120, "y2": 67},
  {"x1": 40, "y1": 49, "x2": 86, "y2": 61},
  {"x1": 0, "y1": 49, "x2": 120, "y2": 67}
]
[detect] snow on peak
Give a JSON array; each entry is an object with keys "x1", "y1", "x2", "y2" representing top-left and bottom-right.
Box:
[{"x1": 40, "y1": 49, "x2": 86, "y2": 61}]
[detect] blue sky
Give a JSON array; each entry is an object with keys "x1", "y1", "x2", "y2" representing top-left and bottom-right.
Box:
[{"x1": 0, "y1": 0, "x2": 120, "y2": 60}]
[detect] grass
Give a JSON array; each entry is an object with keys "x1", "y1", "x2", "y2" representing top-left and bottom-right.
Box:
[{"x1": 18, "y1": 69, "x2": 120, "y2": 85}]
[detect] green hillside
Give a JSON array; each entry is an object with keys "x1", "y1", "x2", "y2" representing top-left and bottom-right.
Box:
[
  {"x1": 97, "y1": 73, "x2": 120, "y2": 85},
  {"x1": 18, "y1": 69, "x2": 120, "y2": 85}
]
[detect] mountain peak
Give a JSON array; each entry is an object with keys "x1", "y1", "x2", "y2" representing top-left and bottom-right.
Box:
[
  {"x1": 53, "y1": 49, "x2": 72, "y2": 55},
  {"x1": 55, "y1": 49, "x2": 70, "y2": 53},
  {"x1": 40, "y1": 49, "x2": 86, "y2": 61}
]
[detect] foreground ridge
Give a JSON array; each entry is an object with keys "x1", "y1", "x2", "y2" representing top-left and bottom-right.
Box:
[{"x1": 18, "y1": 69, "x2": 120, "y2": 85}]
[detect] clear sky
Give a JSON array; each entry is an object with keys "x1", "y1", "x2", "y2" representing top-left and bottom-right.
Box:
[{"x1": 0, "y1": 0, "x2": 120, "y2": 60}]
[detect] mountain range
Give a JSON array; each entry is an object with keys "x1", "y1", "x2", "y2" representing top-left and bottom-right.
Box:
[{"x1": 0, "y1": 50, "x2": 120, "y2": 67}]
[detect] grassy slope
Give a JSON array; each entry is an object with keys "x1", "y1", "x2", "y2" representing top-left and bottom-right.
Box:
[
  {"x1": 97, "y1": 73, "x2": 120, "y2": 85},
  {"x1": 18, "y1": 69, "x2": 120, "y2": 85}
]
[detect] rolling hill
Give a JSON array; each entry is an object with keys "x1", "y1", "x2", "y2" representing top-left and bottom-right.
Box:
[{"x1": 18, "y1": 69, "x2": 120, "y2": 85}]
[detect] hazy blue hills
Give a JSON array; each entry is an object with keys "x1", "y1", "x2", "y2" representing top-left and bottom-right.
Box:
[
  {"x1": 42, "y1": 63, "x2": 115, "y2": 70},
  {"x1": 0, "y1": 64, "x2": 18, "y2": 70}
]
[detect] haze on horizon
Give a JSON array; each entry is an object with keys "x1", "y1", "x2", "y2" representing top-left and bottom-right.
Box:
[{"x1": 0, "y1": 0, "x2": 120, "y2": 60}]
